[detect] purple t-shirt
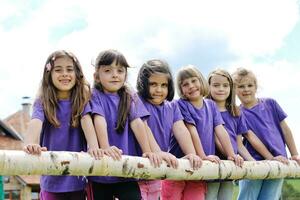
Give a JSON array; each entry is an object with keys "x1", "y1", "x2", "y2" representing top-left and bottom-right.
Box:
[
  {"x1": 32, "y1": 99, "x2": 90, "y2": 193},
  {"x1": 169, "y1": 98, "x2": 224, "y2": 157},
  {"x1": 241, "y1": 98, "x2": 288, "y2": 160},
  {"x1": 220, "y1": 111, "x2": 248, "y2": 154},
  {"x1": 89, "y1": 89, "x2": 150, "y2": 183},
  {"x1": 141, "y1": 98, "x2": 183, "y2": 152}
]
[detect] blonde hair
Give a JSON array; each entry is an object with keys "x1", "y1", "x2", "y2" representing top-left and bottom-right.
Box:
[
  {"x1": 176, "y1": 65, "x2": 209, "y2": 98},
  {"x1": 232, "y1": 67, "x2": 257, "y2": 87},
  {"x1": 207, "y1": 69, "x2": 240, "y2": 117}
]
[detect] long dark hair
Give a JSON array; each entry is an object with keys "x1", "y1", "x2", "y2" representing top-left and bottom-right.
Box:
[
  {"x1": 137, "y1": 59, "x2": 174, "y2": 101},
  {"x1": 39, "y1": 50, "x2": 90, "y2": 128},
  {"x1": 93, "y1": 49, "x2": 131, "y2": 133}
]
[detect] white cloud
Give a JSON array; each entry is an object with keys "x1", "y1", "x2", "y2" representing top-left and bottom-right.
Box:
[{"x1": 0, "y1": 0, "x2": 300, "y2": 154}]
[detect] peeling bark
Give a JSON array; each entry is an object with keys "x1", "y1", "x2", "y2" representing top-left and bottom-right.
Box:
[{"x1": 0, "y1": 150, "x2": 299, "y2": 180}]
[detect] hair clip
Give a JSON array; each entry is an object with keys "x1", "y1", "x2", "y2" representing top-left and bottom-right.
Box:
[
  {"x1": 51, "y1": 56, "x2": 56, "y2": 61},
  {"x1": 46, "y1": 63, "x2": 52, "y2": 72}
]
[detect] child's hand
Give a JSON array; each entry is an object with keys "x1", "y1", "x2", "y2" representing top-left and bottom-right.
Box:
[
  {"x1": 290, "y1": 155, "x2": 300, "y2": 165},
  {"x1": 158, "y1": 152, "x2": 178, "y2": 169},
  {"x1": 272, "y1": 155, "x2": 289, "y2": 165},
  {"x1": 228, "y1": 154, "x2": 244, "y2": 167},
  {"x1": 23, "y1": 144, "x2": 47, "y2": 155},
  {"x1": 142, "y1": 152, "x2": 162, "y2": 168},
  {"x1": 88, "y1": 147, "x2": 104, "y2": 160},
  {"x1": 182, "y1": 153, "x2": 202, "y2": 170},
  {"x1": 203, "y1": 155, "x2": 221, "y2": 164},
  {"x1": 104, "y1": 146, "x2": 123, "y2": 161}
]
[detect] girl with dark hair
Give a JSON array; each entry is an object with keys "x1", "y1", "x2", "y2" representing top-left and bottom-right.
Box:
[
  {"x1": 90, "y1": 49, "x2": 160, "y2": 200},
  {"x1": 137, "y1": 59, "x2": 202, "y2": 200},
  {"x1": 24, "y1": 50, "x2": 103, "y2": 200}
]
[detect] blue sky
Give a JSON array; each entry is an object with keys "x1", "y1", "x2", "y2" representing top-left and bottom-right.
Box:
[{"x1": 0, "y1": 0, "x2": 300, "y2": 151}]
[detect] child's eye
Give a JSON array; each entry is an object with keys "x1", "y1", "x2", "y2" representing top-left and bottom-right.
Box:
[
  {"x1": 162, "y1": 83, "x2": 168, "y2": 88},
  {"x1": 54, "y1": 68, "x2": 62, "y2": 73},
  {"x1": 150, "y1": 82, "x2": 157, "y2": 87},
  {"x1": 118, "y1": 69, "x2": 125, "y2": 73},
  {"x1": 223, "y1": 84, "x2": 229, "y2": 87},
  {"x1": 67, "y1": 68, "x2": 74, "y2": 72}
]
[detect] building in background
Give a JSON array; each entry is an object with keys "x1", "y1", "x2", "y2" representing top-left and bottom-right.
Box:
[{"x1": 0, "y1": 97, "x2": 40, "y2": 200}]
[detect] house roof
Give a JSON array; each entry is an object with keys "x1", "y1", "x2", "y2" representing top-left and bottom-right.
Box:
[
  {"x1": 0, "y1": 119, "x2": 23, "y2": 140},
  {"x1": 16, "y1": 175, "x2": 40, "y2": 186}
]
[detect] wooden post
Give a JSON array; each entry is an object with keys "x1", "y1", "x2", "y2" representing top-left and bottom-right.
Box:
[{"x1": 0, "y1": 150, "x2": 299, "y2": 180}]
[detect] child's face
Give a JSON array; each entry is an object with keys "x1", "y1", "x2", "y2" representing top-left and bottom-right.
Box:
[
  {"x1": 148, "y1": 73, "x2": 168, "y2": 105},
  {"x1": 235, "y1": 76, "x2": 257, "y2": 106},
  {"x1": 180, "y1": 76, "x2": 202, "y2": 101},
  {"x1": 209, "y1": 74, "x2": 230, "y2": 103},
  {"x1": 51, "y1": 57, "x2": 76, "y2": 99},
  {"x1": 96, "y1": 60, "x2": 126, "y2": 94}
]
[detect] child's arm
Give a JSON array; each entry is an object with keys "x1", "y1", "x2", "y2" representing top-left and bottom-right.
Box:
[
  {"x1": 94, "y1": 115, "x2": 122, "y2": 160},
  {"x1": 144, "y1": 121, "x2": 178, "y2": 168},
  {"x1": 186, "y1": 123, "x2": 220, "y2": 163},
  {"x1": 215, "y1": 125, "x2": 243, "y2": 167},
  {"x1": 81, "y1": 114, "x2": 104, "y2": 160},
  {"x1": 245, "y1": 130, "x2": 288, "y2": 164},
  {"x1": 237, "y1": 135, "x2": 255, "y2": 161},
  {"x1": 172, "y1": 120, "x2": 202, "y2": 169},
  {"x1": 23, "y1": 119, "x2": 47, "y2": 154},
  {"x1": 281, "y1": 120, "x2": 300, "y2": 164},
  {"x1": 131, "y1": 118, "x2": 161, "y2": 167}
]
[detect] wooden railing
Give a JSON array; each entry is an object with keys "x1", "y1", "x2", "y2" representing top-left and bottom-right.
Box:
[{"x1": 0, "y1": 150, "x2": 299, "y2": 180}]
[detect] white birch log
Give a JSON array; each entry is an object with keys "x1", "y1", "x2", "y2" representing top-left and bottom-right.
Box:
[{"x1": 0, "y1": 150, "x2": 299, "y2": 180}]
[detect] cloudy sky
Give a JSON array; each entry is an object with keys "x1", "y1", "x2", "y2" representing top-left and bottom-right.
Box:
[{"x1": 0, "y1": 0, "x2": 299, "y2": 151}]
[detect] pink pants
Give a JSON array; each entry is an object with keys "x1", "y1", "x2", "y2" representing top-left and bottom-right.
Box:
[
  {"x1": 139, "y1": 180, "x2": 161, "y2": 200},
  {"x1": 161, "y1": 180, "x2": 207, "y2": 200}
]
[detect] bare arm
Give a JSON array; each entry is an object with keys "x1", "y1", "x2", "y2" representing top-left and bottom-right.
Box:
[
  {"x1": 172, "y1": 120, "x2": 202, "y2": 169},
  {"x1": 23, "y1": 118, "x2": 46, "y2": 154},
  {"x1": 131, "y1": 118, "x2": 161, "y2": 167},
  {"x1": 81, "y1": 114, "x2": 100, "y2": 149},
  {"x1": 237, "y1": 135, "x2": 255, "y2": 161},
  {"x1": 185, "y1": 123, "x2": 206, "y2": 158},
  {"x1": 94, "y1": 115, "x2": 122, "y2": 160},
  {"x1": 215, "y1": 135, "x2": 226, "y2": 156},
  {"x1": 81, "y1": 114, "x2": 104, "y2": 159},
  {"x1": 186, "y1": 123, "x2": 220, "y2": 163},
  {"x1": 144, "y1": 121, "x2": 178, "y2": 168},
  {"x1": 144, "y1": 121, "x2": 161, "y2": 152},
  {"x1": 173, "y1": 121, "x2": 196, "y2": 155},
  {"x1": 215, "y1": 125, "x2": 243, "y2": 166},
  {"x1": 244, "y1": 130, "x2": 273, "y2": 159},
  {"x1": 281, "y1": 120, "x2": 300, "y2": 164}
]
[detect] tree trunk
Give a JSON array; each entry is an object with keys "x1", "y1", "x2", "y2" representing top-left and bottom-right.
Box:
[{"x1": 0, "y1": 150, "x2": 299, "y2": 180}]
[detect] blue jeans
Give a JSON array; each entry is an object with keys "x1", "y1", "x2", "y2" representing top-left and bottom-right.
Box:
[{"x1": 237, "y1": 179, "x2": 284, "y2": 200}]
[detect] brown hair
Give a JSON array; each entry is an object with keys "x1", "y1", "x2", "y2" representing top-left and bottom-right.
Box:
[
  {"x1": 38, "y1": 50, "x2": 90, "y2": 128},
  {"x1": 176, "y1": 65, "x2": 209, "y2": 98},
  {"x1": 93, "y1": 49, "x2": 131, "y2": 133},
  {"x1": 207, "y1": 69, "x2": 240, "y2": 117}
]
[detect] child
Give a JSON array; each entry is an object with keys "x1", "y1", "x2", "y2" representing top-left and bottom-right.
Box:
[
  {"x1": 90, "y1": 49, "x2": 161, "y2": 200},
  {"x1": 232, "y1": 67, "x2": 300, "y2": 200},
  {"x1": 207, "y1": 69, "x2": 281, "y2": 200},
  {"x1": 136, "y1": 59, "x2": 202, "y2": 200},
  {"x1": 23, "y1": 50, "x2": 103, "y2": 200},
  {"x1": 171, "y1": 65, "x2": 244, "y2": 200}
]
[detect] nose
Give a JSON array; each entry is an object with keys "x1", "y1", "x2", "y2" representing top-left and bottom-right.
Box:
[
  {"x1": 155, "y1": 85, "x2": 162, "y2": 92},
  {"x1": 112, "y1": 69, "x2": 118, "y2": 78}
]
